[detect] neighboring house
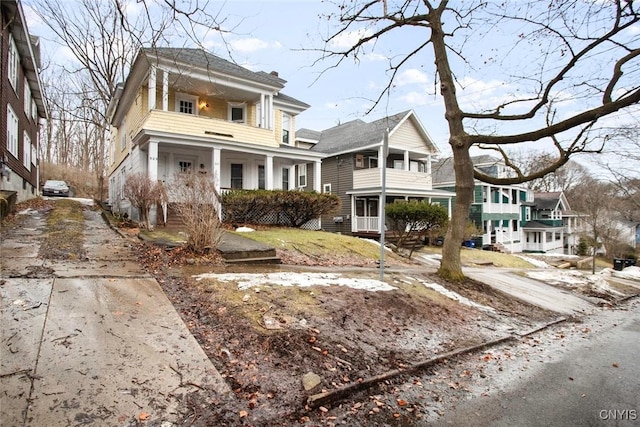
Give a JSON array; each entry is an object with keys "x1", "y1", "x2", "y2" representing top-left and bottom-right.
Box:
[
  {"x1": 432, "y1": 155, "x2": 533, "y2": 253},
  {"x1": 1, "y1": 0, "x2": 48, "y2": 202},
  {"x1": 522, "y1": 191, "x2": 582, "y2": 254},
  {"x1": 106, "y1": 47, "x2": 324, "y2": 224},
  {"x1": 299, "y1": 110, "x2": 454, "y2": 236}
]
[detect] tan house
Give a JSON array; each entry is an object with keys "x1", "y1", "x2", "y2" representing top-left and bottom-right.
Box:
[{"x1": 106, "y1": 47, "x2": 323, "y2": 223}]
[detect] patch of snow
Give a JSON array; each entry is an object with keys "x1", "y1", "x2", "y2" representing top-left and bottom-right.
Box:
[
  {"x1": 193, "y1": 272, "x2": 396, "y2": 292},
  {"x1": 235, "y1": 226, "x2": 255, "y2": 232},
  {"x1": 416, "y1": 279, "x2": 495, "y2": 312},
  {"x1": 527, "y1": 269, "x2": 626, "y2": 297},
  {"x1": 515, "y1": 255, "x2": 551, "y2": 268},
  {"x1": 17, "y1": 208, "x2": 36, "y2": 215},
  {"x1": 602, "y1": 266, "x2": 640, "y2": 281}
]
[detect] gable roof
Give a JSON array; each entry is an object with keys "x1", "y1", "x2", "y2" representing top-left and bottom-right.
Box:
[
  {"x1": 303, "y1": 110, "x2": 436, "y2": 155},
  {"x1": 433, "y1": 155, "x2": 506, "y2": 184},
  {"x1": 533, "y1": 192, "x2": 562, "y2": 210}
]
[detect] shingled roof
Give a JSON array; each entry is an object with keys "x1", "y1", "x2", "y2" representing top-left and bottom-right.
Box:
[
  {"x1": 432, "y1": 155, "x2": 503, "y2": 184},
  {"x1": 533, "y1": 192, "x2": 562, "y2": 210},
  {"x1": 143, "y1": 47, "x2": 286, "y2": 88},
  {"x1": 303, "y1": 111, "x2": 413, "y2": 154}
]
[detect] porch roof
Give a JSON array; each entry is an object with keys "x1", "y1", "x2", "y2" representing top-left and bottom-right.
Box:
[
  {"x1": 522, "y1": 221, "x2": 564, "y2": 231},
  {"x1": 346, "y1": 187, "x2": 455, "y2": 198}
]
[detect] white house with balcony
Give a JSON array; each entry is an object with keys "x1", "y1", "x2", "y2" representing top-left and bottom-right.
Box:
[
  {"x1": 297, "y1": 110, "x2": 454, "y2": 236},
  {"x1": 106, "y1": 47, "x2": 324, "y2": 224}
]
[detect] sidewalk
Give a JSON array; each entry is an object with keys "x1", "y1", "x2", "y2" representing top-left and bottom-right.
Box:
[{"x1": 0, "y1": 200, "x2": 229, "y2": 426}]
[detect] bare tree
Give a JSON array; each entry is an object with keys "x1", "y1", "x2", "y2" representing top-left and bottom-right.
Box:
[
  {"x1": 123, "y1": 173, "x2": 165, "y2": 229},
  {"x1": 317, "y1": 1, "x2": 640, "y2": 281},
  {"x1": 510, "y1": 151, "x2": 590, "y2": 192}
]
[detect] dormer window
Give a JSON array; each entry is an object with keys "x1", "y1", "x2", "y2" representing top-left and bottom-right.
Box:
[{"x1": 228, "y1": 102, "x2": 246, "y2": 123}]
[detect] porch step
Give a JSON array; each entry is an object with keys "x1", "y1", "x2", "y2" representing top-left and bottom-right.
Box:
[{"x1": 224, "y1": 256, "x2": 281, "y2": 265}]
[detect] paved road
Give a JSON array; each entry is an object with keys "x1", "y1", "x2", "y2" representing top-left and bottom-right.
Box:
[
  {"x1": 1, "y1": 200, "x2": 229, "y2": 426},
  {"x1": 434, "y1": 300, "x2": 640, "y2": 427},
  {"x1": 465, "y1": 268, "x2": 594, "y2": 315}
]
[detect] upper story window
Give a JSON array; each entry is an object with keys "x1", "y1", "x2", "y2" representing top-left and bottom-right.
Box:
[
  {"x1": 282, "y1": 113, "x2": 291, "y2": 144},
  {"x1": 175, "y1": 93, "x2": 198, "y2": 115},
  {"x1": 24, "y1": 79, "x2": 32, "y2": 117},
  {"x1": 8, "y1": 36, "x2": 19, "y2": 91},
  {"x1": 228, "y1": 102, "x2": 246, "y2": 123},
  {"x1": 7, "y1": 105, "x2": 19, "y2": 158},
  {"x1": 31, "y1": 99, "x2": 37, "y2": 121}
]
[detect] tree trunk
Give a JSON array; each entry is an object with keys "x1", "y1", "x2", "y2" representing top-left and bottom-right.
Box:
[{"x1": 438, "y1": 144, "x2": 475, "y2": 281}]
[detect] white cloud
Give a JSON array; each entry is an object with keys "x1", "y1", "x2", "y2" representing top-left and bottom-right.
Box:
[
  {"x1": 329, "y1": 28, "x2": 374, "y2": 48},
  {"x1": 363, "y1": 52, "x2": 388, "y2": 62},
  {"x1": 397, "y1": 68, "x2": 429, "y2": 86},
  {"x1": 400, "y1": 90, "x2": 432, "y2": 106},
  {"x1": 230, "y1": 37, "x2": 272, "y2": 53}
]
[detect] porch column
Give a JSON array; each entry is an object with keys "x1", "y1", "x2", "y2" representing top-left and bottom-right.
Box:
[
  {"x1": 351, "y1": 195, "x2": 356, "y2": 233},
  {"x1": 288, "y1": 167, "x2": 295, "y2": 190},
  {"x1": 447, "y1": 198, "x2": 452, "y2": 218},
  {"x1": 259, "y1": 93, "x2": 265, "y2": 127},
  {"x1": 265, "y1": 155, "x2": 274, "y2": 190},
  {"x1": 314, "y1": 160, "x2": 321, "y2": 192},
  {"x1": 427, "y1": 154, "x2": 432, "y2": 174},
  {"x1": 404, "y1": 150, "x2": 409, "y2": 170},
  {"x1": 148, "y1": 66, "x2": 156, "y2": 111},
  {"x1": 268, "y1": 95, "x2": 274, "y2": 129},
  {"x1": 212, "y1": 147, "x2": 221, "y2": 194},
  {"x1": 148, "y1": 140, "x2": 158, "y2": 181},
  {"x1": 162, "y1": 69, "x2": 169, "y2": 111}
]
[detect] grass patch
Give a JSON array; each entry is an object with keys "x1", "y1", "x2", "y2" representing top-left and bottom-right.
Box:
[
  {"x1": 418, "y1": 246, "x2": 537, "y2": 268},
  {"x1": 41, "y1": 199, "x2": 86, "y2": 260},
  {"x1": 234, "y1": 228, "x2": 406, "y2": 263}
]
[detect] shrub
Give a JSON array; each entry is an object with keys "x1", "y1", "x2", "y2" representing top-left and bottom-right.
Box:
[
  {"x1": 123, "y1": 173, "x2": 166, "y2": 229},
  {"x1": 386, "y1": 200, "x2": 449, "y2": 258},
  {"x1": 169, "y1": 173, "x2": 223, "y2": 254},
  {"x1": 221, "y1": 190, "x2": 341, "y2": 227}
]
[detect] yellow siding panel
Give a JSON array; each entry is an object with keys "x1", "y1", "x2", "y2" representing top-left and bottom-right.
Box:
[{"x1": 391, "y1": 119, "x2": 434, "y2": 153}]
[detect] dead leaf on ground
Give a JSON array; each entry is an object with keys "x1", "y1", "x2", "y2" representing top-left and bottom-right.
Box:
[{"x1": 138, "y1": 412, "x2": 150, "y2": 421}]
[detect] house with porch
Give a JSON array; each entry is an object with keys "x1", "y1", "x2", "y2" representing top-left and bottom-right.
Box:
[
  {"x1": 432, "y1": 155, "x2": 533, "y2": 253},
  {"x1": 298, "y1": 110, "x2": 454, "y2": 236},
  {"x1": 1, "y1": 0, "x2": 48, "y2": 203},
  {"x1": 106, "y1": 47, "x2": 324, "y2": 224},
  {"x1": 522, "y1": 191, "x2": 582, "y2": 254}
]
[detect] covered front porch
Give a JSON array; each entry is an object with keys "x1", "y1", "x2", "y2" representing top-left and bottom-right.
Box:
[
  {"x1": 348, "y1": 189, "x2": 454, "y2": 235},
  {"x1": 522, "y1": 222, "x2": 566, "y2": 254}
]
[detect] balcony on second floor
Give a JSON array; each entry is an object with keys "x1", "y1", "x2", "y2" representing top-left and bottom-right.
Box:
[
  {"x1": 137, "y1": 109, "x2": 277, "y2": 147},
  {"x1": 353, "y1": 167, "x2": 433, "y2": 191}
]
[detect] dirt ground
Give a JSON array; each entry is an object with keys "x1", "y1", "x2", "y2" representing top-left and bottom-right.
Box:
[
  {"x1": 0, "y1": 199, "x2": 559, "y2": 426},
  {"x1": 133, "y1": 235, "x2": 556, "y2": 426}
]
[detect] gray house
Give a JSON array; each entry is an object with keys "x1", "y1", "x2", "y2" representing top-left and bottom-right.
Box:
[{"x1": 298, "y1": 110, "x2": 454, "y2": 236}]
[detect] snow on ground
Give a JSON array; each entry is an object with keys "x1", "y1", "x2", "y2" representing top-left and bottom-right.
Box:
[
  {"x1": 193, "y1": 272, "x2": 397, "y2": 292},
  {"x1": 601, "y1": 266, "x2": 640, "y2": 281},
  {"x1": 526, "y1": 269, "x2": 626, "y2": 297},
  {"x1": 515, "y1": 255, "x2": 552, "y2": 268},
  {"x1": 415, "y1": 278, "x2": 496, "y2": 312}
]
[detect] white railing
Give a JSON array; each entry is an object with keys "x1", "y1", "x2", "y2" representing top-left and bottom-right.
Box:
[{"x1": 355, "y1": 216, "x2": 380, "y2": 232}]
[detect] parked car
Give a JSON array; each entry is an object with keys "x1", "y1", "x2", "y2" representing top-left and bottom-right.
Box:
[{"x1": 42, "y1": 180, "x2": 70, "y2": 197}]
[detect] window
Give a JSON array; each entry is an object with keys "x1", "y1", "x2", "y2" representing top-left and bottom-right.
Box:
[
  {"x1": 175, "y1": 93, "x2": 198, "y2": 115},
  {"x1": 298, "y1": 164, "x2": 307, "y2": 187},
  {"x1": 231, "y1": 164, "x2": 243, "y2": 189},
  {"x1": 31, "y1": 142, "x2": 36, "y2": 165},
  {"x1": 282, "y1": 113, "x2": 291, "y2": 144},
  {"x1": 229, "y1": 103, "x2": 246, "y2": 123},
  {"x1": 24, "y1": 79, "x2": 32, "y2": 117},
  {"x1": 178, "y1": 161, "x2": 193, "y2": 173},
  {"x1": 120, "y1": 120, "x2": 127, "y2": 151},
  {"x1": 323, "y1": 183, "x2": 332, "y2": 194},
  {"x1": 369, "y1": 157, "x2": 378, "y2": 168},
  {"x1": 258, "y1": 165, "x2": 265, "y2": 189},
  {"x1": 512, "y1": 219, "x2": 518, "y2": 232},
  {"x1": 7, "y1": 105, "x2": 19, "y2": 157},
  {"x1": 32, "y1": 100, "x2": 37, "y2": 121},
  {"x1": 393, "y1": 160, "x2": 404, "y2": 170},
  {"x1": 23, "y1": 132, "x2": 31, "y2": 170},
  {"x1": 525, "y1": 207, "x2": 531, "y2": 221},
  {"x1": 282, "y1": 167, "x2": 290, "y2": 190},
  {"x1": 8, "y1": 36, "x2": 19, "y2": 91}
]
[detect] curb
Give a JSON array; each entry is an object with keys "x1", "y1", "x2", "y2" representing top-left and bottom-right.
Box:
[{"x1": 307, "y1": 316, "x2": 572, "y2": 410}]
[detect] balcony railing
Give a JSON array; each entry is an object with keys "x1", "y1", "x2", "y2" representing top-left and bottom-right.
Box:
[
  {"x1": 138, "y1": 110, "x2": 277, "y2": 147},
  {"x1": 353, "y1": 168, "x2": 432, "y2": 191}
]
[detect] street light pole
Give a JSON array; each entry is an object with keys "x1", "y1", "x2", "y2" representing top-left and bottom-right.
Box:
[{"x1": 379, "y1": 128, "x2": 389, "y2": 281}]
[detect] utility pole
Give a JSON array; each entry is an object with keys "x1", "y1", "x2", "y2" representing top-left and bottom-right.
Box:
[{"x1": 379, "y1": 128, "x2": 388, "y2": 281}]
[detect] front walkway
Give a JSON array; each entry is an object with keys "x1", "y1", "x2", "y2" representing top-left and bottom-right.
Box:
[{"x1": 0, "y1": 200, "x2": 229, "y2": 426}]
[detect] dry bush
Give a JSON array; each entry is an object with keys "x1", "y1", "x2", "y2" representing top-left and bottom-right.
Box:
[
  {"x1": 123, "y1": 173, "x2": 166, "y2": 229},
  {"x1": 40, "y1": 162, "x2": 106, "y2": 199},
  {"x1": 169, "y1": 173, "x2": 223, "y2": 254}
]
